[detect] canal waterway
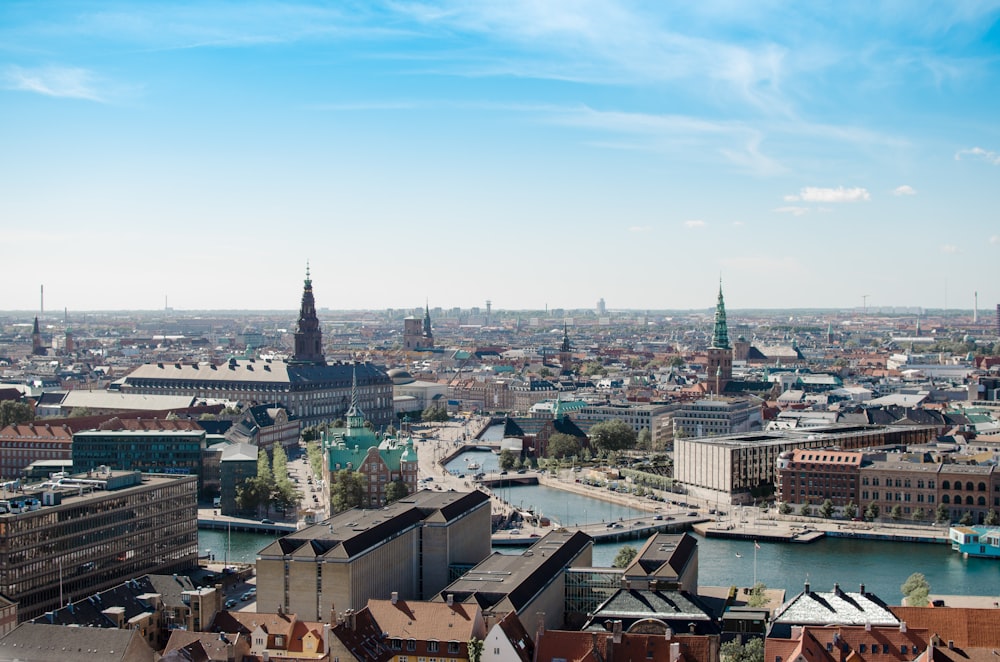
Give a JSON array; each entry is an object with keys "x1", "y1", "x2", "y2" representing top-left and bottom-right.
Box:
[{"x1": 200, "y1": 449, "x2": 999, "y2": 604}]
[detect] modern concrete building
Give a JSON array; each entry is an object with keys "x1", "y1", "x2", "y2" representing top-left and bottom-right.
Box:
[
  {"x1": 673, "y1": 424, "x2": 937, "y2": 503},
  {"x1": 0, "y1": 469, "x2": 197, "y2": 621},
  {"x1": 219, "y1": 442, "x2": 258, "y2": 516},
  {"x1": 573, "y1": 401, "x2": 678, "y2": 444},
  {"x1": 255, "y1": 489, "x2": 491, "y2": 621},
  {"x1": 672, "y1": 399, "x2": 763, "y2": 439}
]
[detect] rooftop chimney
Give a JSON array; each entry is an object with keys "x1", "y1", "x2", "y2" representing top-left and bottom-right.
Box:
[
  {"x1": 860, "y1": 583, "x2": 866, "y2": 594},
  {"x1": 391, "y1": 592, "x2": 398, "y2": 605},
  {"x1": 900, "y1": 621, "x2": 907, "y2": 633},
  {"x1": 670, "y1": 642, "x2": 681, "y2": 662},
  {"x1": 447, "y1": 594, "x2": 454, "y2": 607},
  {"x1": 948, "y1": 641, "x2": 955, "y2": 650},
  {"x1": 613, "y1": 620, "x2": 622, "y2": 644},
  {"x1": 804, "y1": 581, "x2": 810, "y2": 594}
]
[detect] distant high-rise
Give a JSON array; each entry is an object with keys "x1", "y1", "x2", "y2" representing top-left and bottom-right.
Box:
[
  {"x1": 292, "y1": 264, "x2": 325, "y2": 364},
  {"x1": 597, "y1": 297, "x2": 606, "y2": 316},
  {"x1": 486, "y1": 300, "x2": 492, "y2": 326},
  {"x1": 996, "y1": 304, "x2": 1000, "y2": 336},
  {"x1": 705, "y1": 281, "x2": 732, "y2": 394}
]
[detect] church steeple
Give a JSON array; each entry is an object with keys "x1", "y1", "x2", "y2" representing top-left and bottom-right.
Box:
[
  {"x1": 346, "y1": 365, "x2": 365, "y2": 428},
  {"x1": 292, "y1": 263, "x2": 325, "y2": 364},
  {"x1": 711, "y1": 280, "x2": 731, "y2": 350},
  {"x1": 561, "y1": 324, "x2": 571, "y2": 353},
  {"x1": 423, "y1": 300, "x2": 433, "y2": 339},
  {"x1": 31, "y1": 316, "x2": 46, "y2": 356}
]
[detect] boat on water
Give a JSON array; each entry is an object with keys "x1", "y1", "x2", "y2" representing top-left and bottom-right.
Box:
[
  {"x1": 949, "y1": 525, "x2": 1000, "y2": 558},
  {"x1": 467, "y1": 462, "x2": 481, "y2": 471}
]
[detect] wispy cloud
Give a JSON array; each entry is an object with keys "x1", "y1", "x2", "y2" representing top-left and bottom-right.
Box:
[
  {"x1": 784, "y1": 186, "x2": 870, "y2": 203},
  {"x1": 628, "y1": 225, "x2": 652, "y2": 233},
  {"x1": 940, "y1": 244, "x2": 958, "y2": 254},
  {"x1": 892, "y1": 185, "x2": 917, "y2": 196},
  {"x1": 684, "y1": 219, "x2": 706, "y2": 228},
  {"x1": 2, "y1": 65, "x2": 105, "y2": 101},
  {"x1": 955, "y1": 147, "x2": 1000, "y2": 165},
  {"x1": 990, "y1": 235, "x2": 999, "y2": 245},
  {"x1": 772, "y1": 206, "x2": 809, "y2": 216}
]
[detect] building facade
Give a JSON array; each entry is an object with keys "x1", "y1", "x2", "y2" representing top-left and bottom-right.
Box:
[
  {"x1": 0, "y1": 470, "x2": 197, "y2": 621},
  {"x1": 776, "y1": 448, "x2": 864, "y2": 507},
  {"x1": 72, "y1": 419, "x2": 207, "y2": 484},
  {"x1": 673, "y1": 399, "x2": 762, "y2": 439},
  {"x1": 0, "y1": 423, "x2": 74, "y2": 481}
]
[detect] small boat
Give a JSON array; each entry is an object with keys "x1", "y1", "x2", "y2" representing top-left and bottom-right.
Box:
[
  {"x1": 467, "y1": 462, "x2": 481, "y2": 471},
  {"x1": 735, "y1": 552, "x2": 742, "y2": 558}
]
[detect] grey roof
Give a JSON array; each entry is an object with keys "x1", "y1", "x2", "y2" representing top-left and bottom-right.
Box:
[
  {"x1": 586, "y1": 589, "x2": 718, "y2": 634},
  {"x1": 772, "y1": 584, "x2": 898, "y2": 633},
  {"x1": 221, "y1": 442, "x2": 258, "y2": 462},
  {"x1": 61, "y1": 391, "x2": 197, "y2": 411},
  {"x1": 0, "y1": 623, "x2": 154, "y2": 661},
  {"x1": 123, "y1": 359, "x2": 389, "y2": 389}
]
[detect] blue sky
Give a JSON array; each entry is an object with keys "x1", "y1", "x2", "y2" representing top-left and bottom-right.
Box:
[{"x1": 2, "y1": 1, "x2": 999, "y2": 313}]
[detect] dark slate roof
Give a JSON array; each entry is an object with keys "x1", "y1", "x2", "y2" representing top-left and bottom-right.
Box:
[
  {"x1": 0, "y1": 623, "x2": 154, "y2": 661},
  {"x1": 586, "y1": 589, "x2": 718, "y2": 635},
  {"x1": 33, "y1": 575, "x2": 194, "y2": 628}
]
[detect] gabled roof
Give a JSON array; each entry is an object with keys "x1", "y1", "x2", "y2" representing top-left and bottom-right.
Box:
[
  {"x1": 0, "y1": 623, "x2": 154, "y2": 661},
  {"x1": 890, "y1": 606, "x2": 1000, "y2": 648},
  {"x1": 771, "y1": 584, "x2": 898, "y2": 636},
  {"x1": 535, "y1": 629, "x2": 715, "y2": 662},
  {"x1": 368, "y1": 598, "x2": 480, "y2": 642},
  {"x1": 586, "y1": 589, "x2": 718, "y2": 634}
]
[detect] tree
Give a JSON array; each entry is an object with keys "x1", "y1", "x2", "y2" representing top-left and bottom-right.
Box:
[
  {"x1": 257, "y1": 448, "x2": 273, "y2": 484},
  {"x1": 272, "y1": 444, "x2": 289, "y2": 483},
  {"x1": 912, "y1": 508, "x2": 925, "y2": 522},
  {"x1": 721, "y1": 637, "x2": 764, "y2": 662},
  {"x1": 779, "y1": 502, "x2": 792, "y2": 515},
  {"x1": 935, "y1": 502, "x2": 950, "y2": 524},
  {"x1": 959, "y1": 511, "x2": 974, "y2": 526},
  {"x1": 271, "y1": 480, "x2": 299, "y2": 515},
  {"x1": 422, "y1": 406, "x2": 450, "y2": 423},
  {"x1": 843, "y1": 501, "x2": 858, "y2": 520},
  {"x1": 306, "y1": 440, "x2": 324, "y2": 479},
  {"x1": 385, "y1": 479, "x2": 409, "y2": 505},
  {"x1": 548, "y1": 433, "x2": 582, "y2": 460},
  {"x1": 637, "y1": 428, "x2": 653, "y2": 452},
  {"x1": 613, "y1": 545, "x2": 638, "y2": 568},
  {"x1": 986, "y1": 509, "x2": 999, "y2": 526},
  {"x1": 467, "y1": 638, "x2": 484, "y2": 662},
  {"x1": 235, "y1": 477, "x2": 271, "y2": 517},
  {"x1": 864, "y1": 503, "x2": 880, "y2": 521},
  {"x1": 799, "y1": 502, "x2": 812, "y2": 517},
  {"x1": 301, "y1": 426, "x2": 321, "y2": 442},
  {"x1": 901, "y1": 572, "x2": 930, "y2": 607},
  {"x1": 589, "y1": 420, "x2": 637, "y2": 456},
  {"x1": 890, "y1": 504, "x2": 903, "y2": 521},
  {"x1": 0, "y1": 401, "x2": 34, "y2": 427},
  {"x1": 747, "y1": 582, "x2": 769, "y2": 608},
  {"x1": 538, "y1": 367, "x2": 552, "y2": 378},
  {"x1": 498, "y1": 449, "x2": 517, "y2": 471},
  {"x1": 818, "y1": 499, "x2": 834, "y2": 519},
  {"x1": 331, "y1": 470, "x2": 366, "y2": 513}
]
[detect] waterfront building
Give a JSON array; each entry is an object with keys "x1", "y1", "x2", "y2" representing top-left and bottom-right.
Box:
[
  {"x1": 72, "y1": 418, "x2": 207, "y2": 485},
  {"x1": 440, "y1": 529, "x2": 592, "y2": 632},
  {"x1": 673, "y1": 424, "x2": 937, "y2": 503},
  {"x1": 672, "y1": 399, "x2": 763, "y2": 439},
  {"x1": 0, "y1": 422, "x2": 74, "y2": 481},
  {"x1": 859, "y1": 461, "x2": 1000, "y2": 524},
  {"x1": 495, "y1": 411, "x2": 588, "y2": 459},
  {"x1": 120, "y1": 272, "x2": 394, "y2": 429},
  {"x1": 0, "y1": 469, "x2": 197, "y2": 621},
  {"x1": 949, "y1": 526, "x2": 1000, "y2": 558},
  {"x1": 255, "y1": 489, "x2": 491, "y2": 621},
  {"x1": 573, "y1": 401, "x2": 678, "y2": 445},
  {"x1": 776, "y1": 449, "x2": 864, "y2": 507},
  {"x1": 766, "y1": 623, "x2": 930, "y2": 662},
  {"x1": 584, "y1": 588, "x2": 719, "y2": 635}
]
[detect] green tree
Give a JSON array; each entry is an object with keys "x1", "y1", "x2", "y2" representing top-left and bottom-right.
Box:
[
  {"x1": 498, "y1": 449, "x2": 517, "y2": 471},
  {"x1": 935, "y1": 502, "x2": 950, "y2": 524},
  {"x1": 306, "y1": 441, "x2": 324, "y2": 478},
  {"x1": 843, "y1": 501, "x2": 858, "y2": 520},
  {"x1": 271, "y1": 480, "x2": 299, "y2": 515},
  {"x1": 467, "y1": 638, "x2": 484, "y2": 662},
  {"x1": 721, "y1": 637, "x2": 765, "y2": 662},
  {"x1": 799, "y1": 502, "x2": 812, "y2": 517},
  {"x1": 272, "y1": 444, "x2": 289, "y2": 483},
  {"x1": 421, "y1": 406, "x2": 450, "y2": 423},
  {"x1": 959, "y1": 511, "x2": 974, "y2": 526},
  {"x1": 547, "y1": 433, "x2": 582, "y2": 460},
  {"x1": 235, "y1": 476, "x2": 271, "y2": 517},
  {"x1": 68, "y1": 407, "x2": 93, "y2": 418},
  {"x1": 890, "y1": 504, "x2": 903, "y2": 521},
  {"x1": 613, "y1": 545, "x2": 638, "y2": 568},
  {"x1": 670, "y1": 356, "x2": 685, "y2": 369},
  {"x1": 779, "y1": 502, "x2": 792, "y2": 515},
  {"x1": 330, "y1": 470, "x2": 367, "y2": 513},
  {"x1": 589, "y1": 420, "x2": 637, "y2": 456},
  {"x1": 818, "y1": 499, "x2": 834, "y2": 519},
  {"x1": 385, "y1": 479, "x2": 409, "y2": 505},
  {"x1": 301, "y1": 426, "x2": 321, "y2": 442},
  {"x1": 637, "y1": 428, "x2": 653, "y2": 452},
  {"x1": 912, "y1": 508, "x2": 925, "y2": 522},
  {"x1": 0, "y1": 401, "x2": 34, "y2": 427},
  {"x1": 747, "y1": 582, "x2": 769, "y2": 608},
  {"x1": 901, "y1": 572, "x2": 930, "y2": 607},
  {"x1": 257, "y1": 448, "x2": 273, "y2": 484},
  {"x1": 538, "y1": 367, "x2": 552, "y2": 378},
  {"x1": 864, "y1": 502, "x2": 880, "y2": 521},
  {"x1": 986, "y1": 509, "x2": 999, "y2": 526}
]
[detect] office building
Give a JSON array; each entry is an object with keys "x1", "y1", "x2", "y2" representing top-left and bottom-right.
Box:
[
  {"x1": 72, "y1": 418, "x2": 207, "y2": 485},
  {"x1": 0, "y1": 469, "x2": 197, "y2": 621},
  {"x1": 672, "y1": 399, "x2": 762, "y2": 439}
]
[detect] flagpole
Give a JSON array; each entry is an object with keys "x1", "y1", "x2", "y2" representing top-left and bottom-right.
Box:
[{"x1": 753, "y1": 541, "x2": 758, "y2": 587}]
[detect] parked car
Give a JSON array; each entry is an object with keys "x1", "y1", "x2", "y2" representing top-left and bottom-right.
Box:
[
  {"x1": 224, "y1": 599, "x2": 237, "y2": 609},
  {"x1": 241, "y1": 592, "x2": 254, "y2": 601},
  {"x1": 261, "y1": 518, "x2": 274, "y2": 525}
]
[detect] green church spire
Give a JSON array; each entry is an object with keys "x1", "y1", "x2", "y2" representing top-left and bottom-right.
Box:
[{"x1": 712, "y1": 280, "x2": 731, "y2": 350}]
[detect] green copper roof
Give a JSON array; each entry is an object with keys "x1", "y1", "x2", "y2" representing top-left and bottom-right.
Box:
[{"x1": 712, "y1": 282, "x2": 731, "y2": 350}]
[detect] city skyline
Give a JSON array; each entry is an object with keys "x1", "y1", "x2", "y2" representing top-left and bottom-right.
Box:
[{"x1": 2, "y1": 2, "x2": 999, "y2": 312}]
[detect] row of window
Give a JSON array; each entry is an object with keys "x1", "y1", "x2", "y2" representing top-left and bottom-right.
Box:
[{"x1": 389, "y1": 640, "x2": 461, "y2": 653}]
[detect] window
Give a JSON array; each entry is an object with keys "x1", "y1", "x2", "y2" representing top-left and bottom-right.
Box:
[
  {"x1": 448, "y1": 642, "x2": 461, "y2": 654},
  {"x1": 428, "y1": 641, "x2": 439, "y2": 653},
  {"x1": 902, "y1": 646, "x2": 908, "y2": 654},
  {"x1": 407, "y1": 640, "x2": 416, "y2": 652},
  {"x1": 859, "y1": 644, "x2": 867, "y2": 653}
]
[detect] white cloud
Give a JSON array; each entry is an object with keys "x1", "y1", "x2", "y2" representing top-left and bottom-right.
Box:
[
  {"x1": 892, "y1": 185, "x2": 917, "y2": 196},
  {"x1": 990, "y1": 235, "x2": 999, "y2": 244},
  {"x1": 628, "y1": 225, "x2": 651, "y2": 233},
  {"x1": 2, "y1": 65, "x2": 105, "y2": 102},
  {"x1": 940, "y1": 244, "x2": 958, "y2": 254},
  {"x1": 732, "y1": 221, "x2": 745, "y2": 226},
  {"x1": 784, "y1": 186, "x2": 871, "y2": 203},
  {"x1": 955, "y1": 147, "x2": 1000, "y2": 165},
  {"x1": 772, "y1": 206, "x2": 809, "y2": 216},
  {"x1": 684, "y1": 219, "x2": 706, "y2": 228}
]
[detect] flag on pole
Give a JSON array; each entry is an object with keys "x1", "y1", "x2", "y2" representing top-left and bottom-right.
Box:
[{"x1": 754, "y1": 540, "x2": 761, "y2": 550}]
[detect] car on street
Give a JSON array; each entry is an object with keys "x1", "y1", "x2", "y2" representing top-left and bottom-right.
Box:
[
  {"x1": 241, "y1": 592, "x2": 254, "y2": 601},
  {"x1": 224, "y1": 599, "x2": 238, "y2": 608},
  {"x1": 260, "y1": 518, "x2": 274, "y2": 525}
]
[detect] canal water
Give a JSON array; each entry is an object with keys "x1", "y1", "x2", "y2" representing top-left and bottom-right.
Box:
[{"x1": 201, "y1": 449, "x2": 999, "y2": 604}]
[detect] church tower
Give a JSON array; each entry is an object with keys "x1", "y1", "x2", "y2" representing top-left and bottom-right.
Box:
[
  {"x1": 292, "y1": 265, "x2": 326, "y2": 364},
  {"x1": 559, "y1": 323, "x2": 574, "y2": 372},
  {"x1": 31, "y1": 316, "x2": 46, "y2": 356},
  {"x1": 705, "y1": 281, "x2": 732, "y2": 394},
  {"x1": 422, "y1": 302, "x2": 434, "y2": 347}
]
